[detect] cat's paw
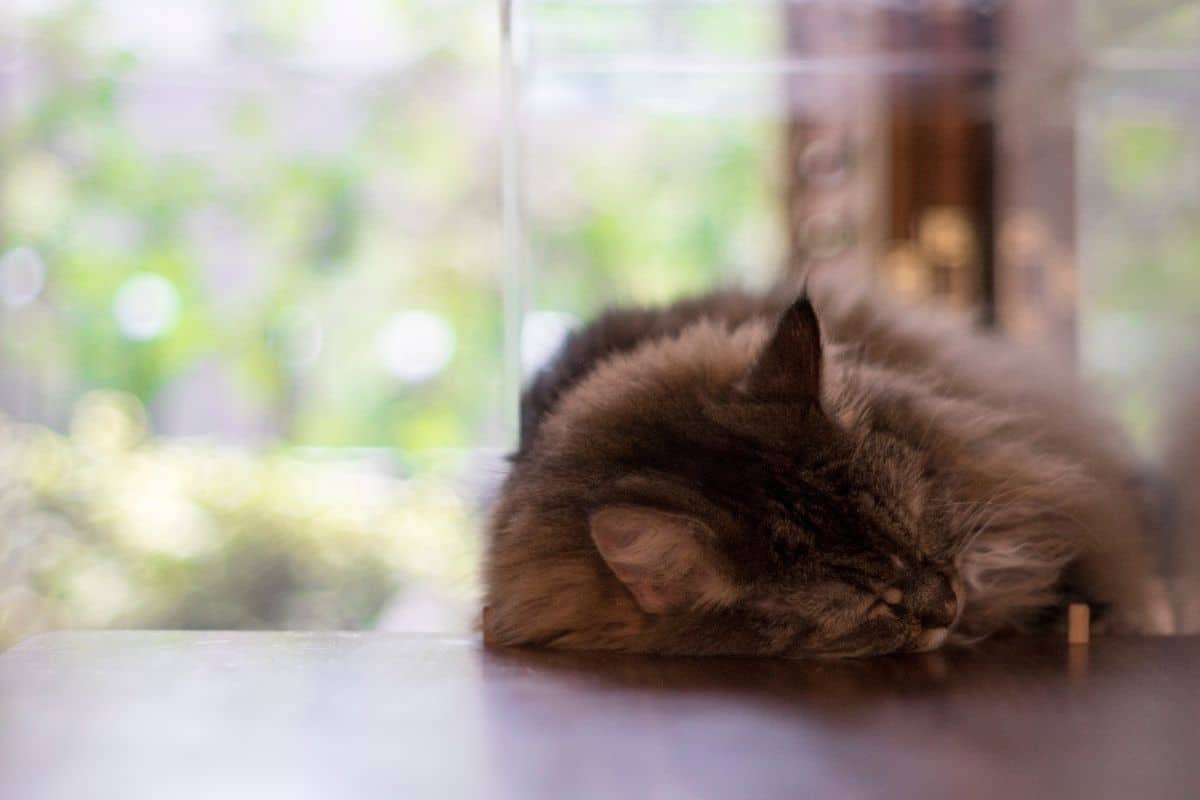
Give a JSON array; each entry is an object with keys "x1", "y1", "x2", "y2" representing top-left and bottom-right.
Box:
[{"x1": 1103, "y1": 578, "x2": 1177, "y2": 636}]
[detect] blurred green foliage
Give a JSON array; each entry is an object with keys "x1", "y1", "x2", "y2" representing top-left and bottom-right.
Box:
[
  {"x1": 0, "y1": 392, "x2": 479, "y2": 647},
  {"x1": 0, "y1": 1, "x2": 502, "y2": 448},
  {"x1": 0, "y1": 1, "x2": 775, "y2": 447},
  {"x1": 1080, "y1": 82, "x2": 1200, "y2": 446}
]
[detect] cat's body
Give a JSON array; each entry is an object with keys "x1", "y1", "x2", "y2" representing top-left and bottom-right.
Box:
[{"x1": 485, "y1": 271, "x2": 1176, "y2": 657}]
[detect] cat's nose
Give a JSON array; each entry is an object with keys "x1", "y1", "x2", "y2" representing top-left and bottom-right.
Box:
[{"x1": 904, "y1": 572, "x2": 961, "y2": 629}]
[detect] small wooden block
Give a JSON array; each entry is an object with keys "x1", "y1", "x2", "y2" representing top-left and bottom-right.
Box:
[{"x1": 1068, "y1": 603, "x2": 1090, "y2": 645}]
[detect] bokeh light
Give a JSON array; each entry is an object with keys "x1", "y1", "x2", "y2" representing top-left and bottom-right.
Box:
[
  {"x1": 112, "y1": 273, "x2": 182, "y2": 342},
  {"x1": 375, "y1": 311, "x2": 456, "y2": 383},
  {"x1": 521, "y1": 311, "x2": 578, "y2": 375}
]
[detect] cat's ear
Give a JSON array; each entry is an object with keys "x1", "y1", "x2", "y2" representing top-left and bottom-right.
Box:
[
  {"x1": 589, "y1": 506, "x2": 734, "y2": 615},
  {"x1": 746, "y1": 292, "x2": 822, "y2": 403}
]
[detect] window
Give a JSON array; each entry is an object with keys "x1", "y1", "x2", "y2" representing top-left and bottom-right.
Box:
[{"x1": 2, "y1": 0, "x2": 1199, "y2": 645}]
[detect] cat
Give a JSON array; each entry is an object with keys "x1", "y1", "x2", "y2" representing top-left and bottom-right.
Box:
[{"x1": 484, "y1": 269, "x2": 1178, "y2": 657}]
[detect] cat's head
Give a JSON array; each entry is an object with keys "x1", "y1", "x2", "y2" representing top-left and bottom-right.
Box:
[{"x1": 487, "y1": 294, "x2": 966, "y2": 658}]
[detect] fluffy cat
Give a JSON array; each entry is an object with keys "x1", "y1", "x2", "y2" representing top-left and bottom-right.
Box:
[{"x1": 484, "y1": 270, "x2": 1177, "y2": 657}]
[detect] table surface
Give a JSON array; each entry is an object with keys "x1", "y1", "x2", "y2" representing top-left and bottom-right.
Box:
[{"x1": 1, "y1": 631, "x2": 1198, "y2": 800}]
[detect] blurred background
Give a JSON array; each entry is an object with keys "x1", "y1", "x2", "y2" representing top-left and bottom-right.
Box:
[{"x1": 1, "y1": 0, "x2": 1199, "y2": 646}]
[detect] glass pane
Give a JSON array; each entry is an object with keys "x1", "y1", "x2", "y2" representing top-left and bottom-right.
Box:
[
  {"x1": 4, "y1": 0, "x2": 1200, "y2": 645},
  {"x1": 1080, "y1": 66, "x2": 1200, "y2": 445},
  {"x1": 506, "y1": 0, "x2": 1200, "y2": 433},
  {"x1": 0, "y1": 1, "x2": 498, "y2": 643}
]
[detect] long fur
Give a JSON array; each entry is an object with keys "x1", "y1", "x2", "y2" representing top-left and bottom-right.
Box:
[{"x1": 485, "y1": 269, "x2": 1176, "y2": 657}]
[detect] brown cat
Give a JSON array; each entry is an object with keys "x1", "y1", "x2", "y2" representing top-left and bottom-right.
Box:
[{"x1": 484, "y1": 270, "x2": 1176, "y2": 657}]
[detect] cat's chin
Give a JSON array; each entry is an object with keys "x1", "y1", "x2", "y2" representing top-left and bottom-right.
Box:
[{"x1": 912, "y1": 627, "x2": 950, "y2": 652}]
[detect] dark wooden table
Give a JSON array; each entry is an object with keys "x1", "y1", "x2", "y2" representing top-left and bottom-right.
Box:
[{"x1": 1, "y1": 632, "x2": 1197, "y2": 799}]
